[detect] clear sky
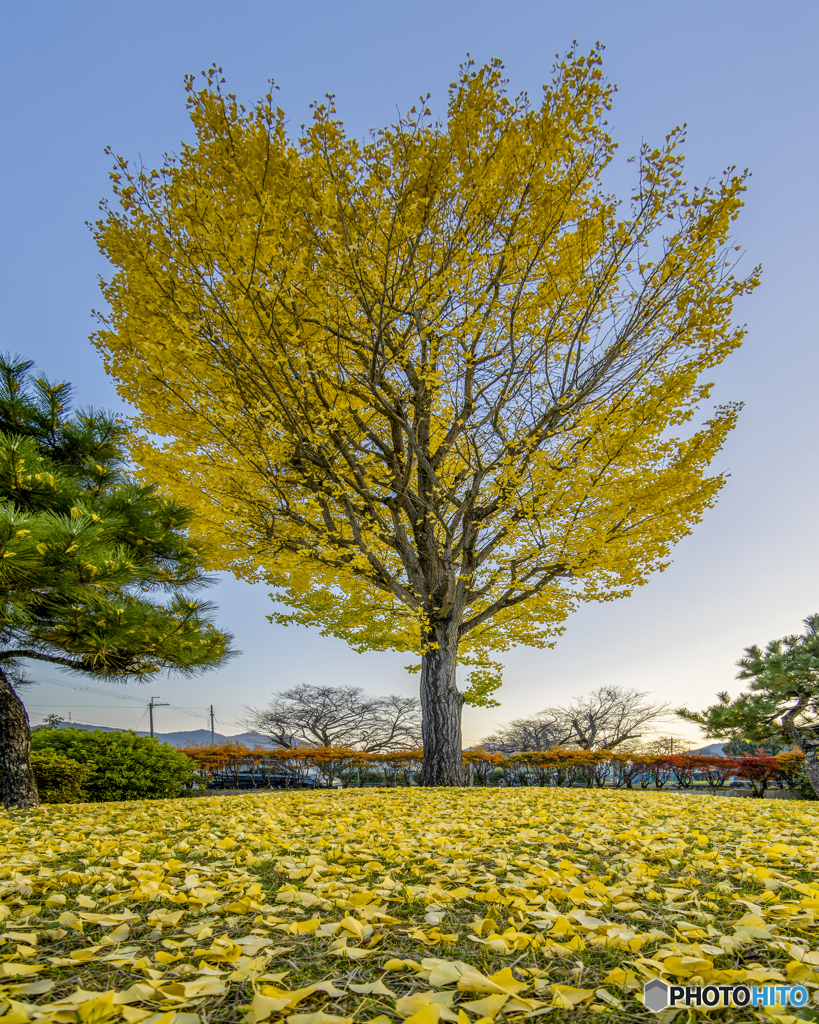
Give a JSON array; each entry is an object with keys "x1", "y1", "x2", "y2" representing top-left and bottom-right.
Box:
[{"x1": 2, "y1": 0, "x2": 816, "y2": 745}]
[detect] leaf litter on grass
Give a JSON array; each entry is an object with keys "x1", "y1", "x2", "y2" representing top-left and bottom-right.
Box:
[{"x1": 2, "y1": 788, "x2": 819, "y2": 1022}]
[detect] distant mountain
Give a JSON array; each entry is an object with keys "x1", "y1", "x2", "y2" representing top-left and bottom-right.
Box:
[
  {"x1": 41, "y1": 722, "x2": 279, "y2": 749},
  {"x1": 684, "y1": 742, "x2": 726, "y2": 756},
  {"x1": 152, "y1": 730, "x2": 280, "y2": 749}
]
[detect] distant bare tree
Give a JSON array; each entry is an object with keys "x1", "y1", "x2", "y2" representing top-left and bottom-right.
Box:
[
  {"x1": 371, "y1": 694, "x2": 424, "y2": 750},
  {"x1": 481, "y1": 686, "x2": 671, "y2": 752},
  {"x1": 480, "y1": 710, "x2": 574, "y2": 753},
  {"x1": 637, "y1": 734, "x2": 690, "y2": 756},
  {"x1": 559, "y1": 686, "x2": 672, "y2": 750},
  {"x1": 246, "y1": 684, "x2": 422, "y2": 752}
]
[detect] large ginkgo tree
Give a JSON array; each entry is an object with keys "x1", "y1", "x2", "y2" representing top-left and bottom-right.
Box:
[{"x1": 93, "y1": 49, "x2": 758, "y2": 784}]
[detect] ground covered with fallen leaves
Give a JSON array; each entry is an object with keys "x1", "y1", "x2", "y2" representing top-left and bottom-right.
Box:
[{"x1": 2, "y1": 789, "x2": 819, "y2": 1023}]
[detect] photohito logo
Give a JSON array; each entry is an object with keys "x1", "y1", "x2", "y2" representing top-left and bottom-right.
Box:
[{"x1": 643, "y1": 979, "x2": 809, "y2": 1012}]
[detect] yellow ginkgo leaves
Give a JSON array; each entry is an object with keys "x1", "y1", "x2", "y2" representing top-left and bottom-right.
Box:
[
  {"x1": 1, "y1": 786, "x2": 819, "y2": 1022},
  {"x1": 94, "y1": 53, "x2": 760, "y2": 773}
]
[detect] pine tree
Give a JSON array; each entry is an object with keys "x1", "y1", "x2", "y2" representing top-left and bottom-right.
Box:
[
  {"x1": 677, "y1": 614, "x2": 819, "y2": 798},
  {"x1": 0, "y1": 355, "x2": 234, "y2": 808}
]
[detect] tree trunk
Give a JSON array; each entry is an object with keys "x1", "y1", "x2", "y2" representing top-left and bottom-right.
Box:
[
  {"x1": 797, "y1": 740, "x2": 819, "y2": 798},
  {"x1": 420, "y1": 619, "x2": 466, "y2": 786},
  {"x1": 0, "y1": 668, "x2": 40, "y2": 809},
  {"x1": 781, "y1": 720, "x2": 819, "y2": 800},
  {"x1": 804, "y1": 749, "x2": 819, "y2": 798}
]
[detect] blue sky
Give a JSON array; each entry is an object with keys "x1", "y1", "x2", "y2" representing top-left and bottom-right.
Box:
[{"x1": 2, "y1": 0, "x2": 817, "y2": 744}]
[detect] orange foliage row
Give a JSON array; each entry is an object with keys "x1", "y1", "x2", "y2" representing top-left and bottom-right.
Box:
[{"x1": 181, "y1": 741, "x2": 806, "y2": 791}]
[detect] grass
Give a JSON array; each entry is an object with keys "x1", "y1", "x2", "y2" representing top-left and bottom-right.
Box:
[{"x1": 2, "y1": 787, "x2": 819, "y2": 1023}]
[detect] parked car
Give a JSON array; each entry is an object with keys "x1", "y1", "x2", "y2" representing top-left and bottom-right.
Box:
[{"x1": 206, "y1": 770, "x2": 342, "y2": 790}]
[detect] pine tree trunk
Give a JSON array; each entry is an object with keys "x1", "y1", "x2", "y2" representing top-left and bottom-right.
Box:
[
  {"x1": 804, "y1": 747, "x2": 819, "y2": 799},
  {"x1": 781, "y1": 721, "x2": 819, "y2": 800},
  {"x1": 0, "y1": 668, "x2": 40, "y2": 809},
  {"x1": 420, "y1": 619, "x2": 466, "y2": 786}
]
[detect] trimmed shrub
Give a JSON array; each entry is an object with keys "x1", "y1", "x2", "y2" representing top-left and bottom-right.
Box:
[
  {"x1": 30, "y1": 750, "x2": 95, "y2": 803},
  {"x1": 30, "y1": 729, "x2": 194, "y2": 801}
]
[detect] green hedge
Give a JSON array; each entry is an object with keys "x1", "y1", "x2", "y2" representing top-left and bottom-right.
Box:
[
  {"x1": 30, "y1": 750, "x2": 96, "y2": 803},
  {"x1": 30, "y1": 728, "x2": 195, "y2": 801}
]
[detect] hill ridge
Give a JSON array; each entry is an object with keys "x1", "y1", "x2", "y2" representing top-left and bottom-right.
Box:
[{"x1": 36, "y1": 722, "x2": 278, "y2": 748}]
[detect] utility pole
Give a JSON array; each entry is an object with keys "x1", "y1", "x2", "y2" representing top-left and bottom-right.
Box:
[
  {"x1": 209, "y1": 705, "x2": 215, "y2": 744},
  {"x1": 148, "y1": 697, "x2": 169, "y2": 739}
]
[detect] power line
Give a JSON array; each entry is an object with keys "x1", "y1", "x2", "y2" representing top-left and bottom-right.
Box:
[
  {"x1": 20, "y1": 669, "x2": 211, "y2": 715},
  {"x1": 22, "y1": 669, "x2": 231, "y2": 735},
  {"x1": 163, "y1": 703, "x2": 213, "y2": 720},
  {"x1": 30, "y1": 707, "x2": 208, "y2": 734},
  {"x1": 21, "y1": 672, "x2": 153, "y2": 705},
  {"x1": 26, "y1": 704, "x2": 153, "y2": 708}
]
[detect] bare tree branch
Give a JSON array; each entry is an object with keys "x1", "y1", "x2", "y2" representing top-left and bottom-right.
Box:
[
  {"x1": 481, "y1": 685, "x2": 672, "y2": 752},
  {"x1": 245, "y1": 684, "x2": 422, "y2": 752}
]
